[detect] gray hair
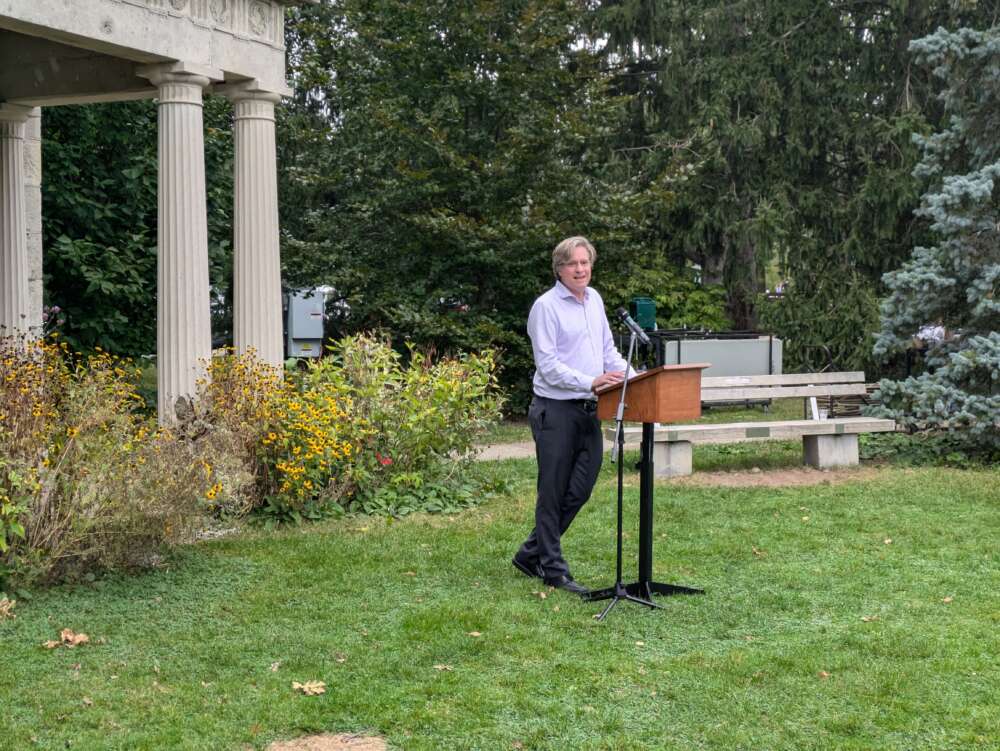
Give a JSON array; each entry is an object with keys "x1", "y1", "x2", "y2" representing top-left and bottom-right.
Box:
[{"x1": 552, "y1": 236, "x2": 596, "y2": 279}]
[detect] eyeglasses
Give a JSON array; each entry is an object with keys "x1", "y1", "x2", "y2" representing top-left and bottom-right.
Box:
[{"x1": 559, "y1": 259, "x2": 591, "y2": 269}]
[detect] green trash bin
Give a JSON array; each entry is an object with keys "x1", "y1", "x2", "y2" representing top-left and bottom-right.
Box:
[{"x1": 629, "y1": 297, "x2": 657, "y2": 331}]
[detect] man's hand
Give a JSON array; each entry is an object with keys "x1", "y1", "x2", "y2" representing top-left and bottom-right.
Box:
[{"x1": 591, "y1": 371, "x2": 625, "y2": 392}]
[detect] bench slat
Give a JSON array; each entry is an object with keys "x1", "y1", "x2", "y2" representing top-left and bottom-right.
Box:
[
  {"x1": 611, "y1": 417, "x2": 895, "y2": 445},
  {"x1": 702, "y1": 383, "x2": 869, "y2": 402},
  {"x1": 701, "y1": 371, "x2": 865, "y2": 388}
]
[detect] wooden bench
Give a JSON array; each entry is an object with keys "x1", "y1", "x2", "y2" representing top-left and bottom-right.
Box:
[{"x1": 613, "y1": 371, "x2": 896, "y2": 476}]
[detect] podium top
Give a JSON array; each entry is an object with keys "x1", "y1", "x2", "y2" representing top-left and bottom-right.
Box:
[
  {"x1": 594, "y1": 363, "x2": 710, "y2": 423},
  {"x1": 594, "y1": 363, "x2": 711, "y2": 396}
]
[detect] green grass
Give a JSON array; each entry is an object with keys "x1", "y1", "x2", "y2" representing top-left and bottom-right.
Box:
[
  {"x1": 2, "y1": 458, "x2": 998, "y2": 750},
  {"x1": 476, "y1": 417, "x2": 532, "y2": 445}
]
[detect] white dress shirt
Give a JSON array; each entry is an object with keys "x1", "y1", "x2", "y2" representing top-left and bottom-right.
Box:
[{"x1": 528, "y1": 280, "x2": 628, "y2": 400}]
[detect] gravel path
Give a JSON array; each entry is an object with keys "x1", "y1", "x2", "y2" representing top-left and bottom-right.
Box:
[{"x1": 474, "y1": 439, "x2": 615, "y2": 461}]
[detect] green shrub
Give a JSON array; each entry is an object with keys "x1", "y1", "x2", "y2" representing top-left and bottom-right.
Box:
[
  {"x1": 257, "y1": 333, "x2": 505, "y2": 522},
  {"x1": 0, "y1": 336, "x2": 207, "y2": 588},
  {"x1": 860, "y1": 431, "x2": 1000, "y2": 468}
]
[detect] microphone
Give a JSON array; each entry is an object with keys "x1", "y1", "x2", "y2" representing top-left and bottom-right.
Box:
[{"x1": 616, "y1": 307, "x2": 651, "y2": 345}]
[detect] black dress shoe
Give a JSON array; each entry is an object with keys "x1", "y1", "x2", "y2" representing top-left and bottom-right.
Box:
[
  {"x1": 512, "y1": 556, "x2": 544, "y2": 579},
  {"x1": 544, "y1": 574, "x2": 589, "y2": 595}
]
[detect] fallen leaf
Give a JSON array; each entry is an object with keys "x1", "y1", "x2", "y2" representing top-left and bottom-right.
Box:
[
  {"x1": 59, "y1": 629, "x2": 89, "y2": 647},
  {"x1": 71, "y1": 663, "x2": 81, "y2": 672},
  {"x1": 513, "y1": 742, "x2": 524, "y2": 750},
  {"x1": 82, "y1": 697, "x2": 93, "y2": 707},
  {"x1": 861, "y1": 615, "x2": 879, "y2": 622},
  {"x1": 635, "y1": 641, "x2": 645, "y2": 646},
  {"x1": 334, "y1": 653, "x2": 347, "y2": 663},
  {"x1": 433, "y1": 664, "x2": 453, "y2": 671},
  {"x1": 552, "y1": 605, "x2": 560, "y2": 612},
  {"x1": 43, "y1": 640, "x2": 61, "y2": 650},
  {"x1": 531, "y1": 591, "x2": 547, "y2": 600},
  {"x1": 467, "y1": 631, "x2": 482, "y2": 637},
  {"x1": 818, "y1": 671, "x2": 831, "y2": 679},
  {"x1": 404, "y1": 571, "x2": 417, "y2": 576},
  {"x1": 801, "y1": 516, "x2": 810, "y2": 522},
  {"x1": 884, "y1": 538, "x2": 892, "y2": 545},
  {"x1": 942, "y1": 596, "x2": 954, "y2": 604},
  {"x1": 270, "y1": 661, "x2": 281, "y2": 672},
  {"x1": 752, "y1": 546, "x2": 766, "y2": 558},
  {"x1": 0, "y1": 597, "x2": 15, "y2": 620},
  {"x1": 292, "y1": 680, "x2": 326, "y2": 696}
]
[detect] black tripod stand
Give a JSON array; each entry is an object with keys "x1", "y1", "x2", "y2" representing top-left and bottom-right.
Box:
[
  {"x1": 583, "y1": 332, "x2": 660, "y2": 620},
  {"x1": 583, "y1": 337, "x2": 704, "y2": 620}
]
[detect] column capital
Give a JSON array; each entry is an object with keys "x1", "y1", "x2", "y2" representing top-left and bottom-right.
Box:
[
  {"x1": 0, "y1": 103, "x2": 33, "y2": 125},
  {"x1": 135, "y1": 61, "x2": 223, "y2": 89},
  {"x1": 216, "y1": 79, "x2": 286, "y2": 105}
]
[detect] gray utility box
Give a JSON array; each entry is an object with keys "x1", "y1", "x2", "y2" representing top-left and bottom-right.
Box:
[
  {"x1": 285, "y1": 290, "x2": 325, "y2": 358},
  {"x1": 660, "y1": 336, "x2": 782, "y2": 377}
]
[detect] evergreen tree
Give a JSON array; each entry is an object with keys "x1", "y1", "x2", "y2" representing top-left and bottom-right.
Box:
[
  {"x1": 874, "y1": 26, "x2": 1000, "y2": 451},
  {"x1": 596, "y1": 0, "x2": 996, "y2": 371}
]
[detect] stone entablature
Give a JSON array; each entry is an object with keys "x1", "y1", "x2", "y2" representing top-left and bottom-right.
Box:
[
  {"x1": 132, "y1": 0, "x2": 285, "y2": 49},
  {"x1": 0, "y1": 0, "x2": 307, "y2": 100}
]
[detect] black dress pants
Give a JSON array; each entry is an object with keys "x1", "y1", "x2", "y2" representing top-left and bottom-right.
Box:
[{"x1": 516, "y1": 395, "x2": 603, "y2": 579}]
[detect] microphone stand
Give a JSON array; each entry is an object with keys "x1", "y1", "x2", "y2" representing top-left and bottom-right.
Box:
[{"x1": 583, "y1": 330, "x2": 660, "y2": 620}]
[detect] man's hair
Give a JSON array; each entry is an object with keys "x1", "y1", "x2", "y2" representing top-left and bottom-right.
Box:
[{"x1": 552, "y1": 236, "x2": 596, "y2": 279}]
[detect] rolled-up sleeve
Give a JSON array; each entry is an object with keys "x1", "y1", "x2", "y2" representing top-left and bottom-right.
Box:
[
  {"x1": 528, "y1": 300, "x2": 596, "y2": 393},
  {"x1": 601, "y1": 310, "x2": 627, "y2": 373}
]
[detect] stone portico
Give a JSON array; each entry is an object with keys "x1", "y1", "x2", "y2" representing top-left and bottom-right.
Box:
[{"x1": 0, "y1": 0, "x2": 312, "y2": 420}]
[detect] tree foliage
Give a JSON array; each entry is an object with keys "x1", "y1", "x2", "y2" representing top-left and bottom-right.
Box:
[
  {"x1": 280, "y1": 0, "x2": 727, "y2": 408},
  {"x1": 596, "y1": 0, "x2": 998, "y2": 372},
  {"x1": 42, "y1": 99, "x2": 235, "y2": 355},
  {"x1": 873, "y1": 26, "x2": 1000, "y2": 451}
]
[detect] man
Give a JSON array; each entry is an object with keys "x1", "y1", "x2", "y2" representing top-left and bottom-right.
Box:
[{"x1": 512, "y1": 236, "x2": 627, "y2": 595}]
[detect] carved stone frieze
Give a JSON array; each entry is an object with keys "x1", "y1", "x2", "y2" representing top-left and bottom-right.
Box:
[
  {"x1": 134, "y1": 0, "x2": 284, "y2": 45},
  {"x1": 209, "y1": 0, "x2": 230, "y2": 24},
  {"x1": 248, "y1": 1, "x2": 269, "y2": 36}
]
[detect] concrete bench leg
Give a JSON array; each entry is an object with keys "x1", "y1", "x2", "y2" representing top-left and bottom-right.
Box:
[
  {"x1": 803, "y1": 434, "x2": 859, "y2": 469},
  {"x1": 653, "y1": 441, "x2": 693, "y2": 477}
]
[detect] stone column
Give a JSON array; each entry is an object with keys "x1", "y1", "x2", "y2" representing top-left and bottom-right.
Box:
[
  {"x1": 0, "y1": 103, "x2": 32, "y2": 339},
  {"x1": 24, "y1": 108, "x2": 43, "y2": 336},
  {"x1": 138, "y1": 65, "x2": 214, "y2": 422},
  {"x1": 227, "y1": 86, "x2": 284, "y2": 369}
]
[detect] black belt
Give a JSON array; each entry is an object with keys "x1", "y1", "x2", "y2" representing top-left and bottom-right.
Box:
[{"x1": 536, "y1": 395, "x2": 599, "y2": 413}]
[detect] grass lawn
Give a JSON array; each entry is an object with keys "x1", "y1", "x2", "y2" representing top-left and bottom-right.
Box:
[{"x1": 2, "y1": 455, "x2": 998, "y2": 750}]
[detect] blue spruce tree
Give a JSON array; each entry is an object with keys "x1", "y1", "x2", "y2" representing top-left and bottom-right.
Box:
[{"x1": 874, "y1": 27, "x2": 1000, "y2": 453}]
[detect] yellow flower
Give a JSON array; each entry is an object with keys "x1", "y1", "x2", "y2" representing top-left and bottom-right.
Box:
[{"x1": 67, "y1": 426, "x2": 79, "y2": 438}]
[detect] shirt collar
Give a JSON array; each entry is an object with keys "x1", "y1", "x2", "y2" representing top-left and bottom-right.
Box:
[{"x1": 554, "y1": 279, "x2": 589, "y2": 302}]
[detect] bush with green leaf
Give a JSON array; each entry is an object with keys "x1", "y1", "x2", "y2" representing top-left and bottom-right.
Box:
[
  {"x1": 261, "y1": 334, "x2": 505, "y2": 520},
  {"x1": 0, "y1": 336, "x2": 208, "y2": 587}
]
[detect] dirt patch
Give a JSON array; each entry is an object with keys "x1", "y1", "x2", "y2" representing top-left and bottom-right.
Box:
[
  {"x1": 267, "y1": 733, "x2": 388, "y2": 751},
  {"x1": 665, "y1": 466, "x2": 879, "y2": 488}
]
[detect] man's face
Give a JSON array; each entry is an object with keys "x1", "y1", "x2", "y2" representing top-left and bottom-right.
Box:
[{"x1": 558, "y1": 245, "x2": 592, "y2": 297}]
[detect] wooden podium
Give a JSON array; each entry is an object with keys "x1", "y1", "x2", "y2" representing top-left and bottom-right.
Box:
[
  {"x1": 587, "y1": 363, "x2": 710, "y2": 605},
  {"x1": 596, "y1": 363, "x2": 707, "y2": 423}
]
